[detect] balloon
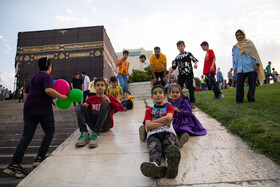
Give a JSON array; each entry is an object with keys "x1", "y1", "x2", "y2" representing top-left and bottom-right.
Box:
[
  {"x1": 53, "y1": 79, "x2": 56, "y2": 83},
  {"x1": 68, "y1": 89, "x2": 83, "y2": 102},
  {"x1": 54, "y1": 79, "x2": 70, "y2": 96},
  {"x1": 56, "y1": 98, "x2": 72, "y2": 110}
]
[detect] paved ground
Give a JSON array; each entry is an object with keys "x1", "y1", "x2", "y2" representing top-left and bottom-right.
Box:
[{"x1": 18, "y1": 99, "x2": 280, "y2": 187}]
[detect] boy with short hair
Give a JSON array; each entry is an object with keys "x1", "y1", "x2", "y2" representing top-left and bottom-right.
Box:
[
  {"x1": 121, "y1": 91, "x2": 134, "y2": 110},
  {"x1": 166, "y1": 40, "x2": 198, "y2": 108},
  {"x1": 107, "y1": 76, "x2": 123, "y2": 102},
  {"x1": 116, "y1": 50, "x2": 130, "y2": 93},
  {"x1": 75, "y1": 78, "x2": 124, "y2": 148},
  {"x1": 200, "y1": 41, "x2": 223, "y2": 99},
  {"x1": 141, "y1": 85, "x2": 181, "y2": 179},
  {"x1": 4, "y1": 57, "x2": 68, "y2": 178}
]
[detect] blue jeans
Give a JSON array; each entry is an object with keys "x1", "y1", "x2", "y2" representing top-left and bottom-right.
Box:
[
  {"x1": 12, "y1": 115, "x2": 55, "y2": 165},
  {"x1": 117, "y1": 74, "x2": 128, "y2": 93},
  {"x1": 201, "y1": 83, "x2": 206, "y2": 91},
  {"x1": 266, "y1": 73, "x2": 276, "y2": 84}
]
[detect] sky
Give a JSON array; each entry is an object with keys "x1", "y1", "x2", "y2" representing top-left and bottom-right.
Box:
[{"x1": 0, "y1": 0, "x2": 280, "y2": 91}]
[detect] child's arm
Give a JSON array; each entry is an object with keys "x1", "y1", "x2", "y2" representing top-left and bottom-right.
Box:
[
  {"x1": 45, "y1": 88, "x2": 68, "y2": 100},
  {"x1": 108, "y1": 95, "x2": 124, "y2": 111},
  {"x1": 194, "y1": 61, "x2": 198, "y2": 69},
  {"x1": 145, "y1": 113, "x2": 173, "y2": 132},
  {"x1": 179, "y1": 99, "x2": 192, "y2": 117},
  {"x1": 210, "y1": 58, "x2": 215, "y2": 72}
]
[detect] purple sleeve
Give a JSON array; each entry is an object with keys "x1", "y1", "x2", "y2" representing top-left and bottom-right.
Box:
[
  {"x1": 44, "y1": 74, "x2": 54, "y2": 90},
  {"x1": 180, "y1": 98, "x2": 192, "y2": 117}
]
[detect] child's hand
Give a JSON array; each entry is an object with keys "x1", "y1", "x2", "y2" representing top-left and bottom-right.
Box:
[
  {"x1": 102, "y1": 95, "x2": 111, "y2": 103},
  {"x1": 124, "y1": 107, "x2": 127, "y2": 111},
  {"x1": 174, "y1": 107, "x2": 181, "y2": 113},
  {"x1": 194, "y1": 64, "x2": 198, "y2": 69},
  {"x1": 152, "y1": 78, "x2": 157, "y2": 85}
]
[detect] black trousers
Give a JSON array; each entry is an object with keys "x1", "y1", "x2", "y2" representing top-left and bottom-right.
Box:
[
  {"x1": 12, "y1": 115, "x2": 55, "y2": 164},
  {"x1": 177, "y1": 73, "x2": 195, "y2": 103},
  {"x1": 147, "y1": 131, "x2": 175, "y2": 165},
  {"x1": 75, "y1": 102, "x2": 111, "y2": 135},
  {"x1": 236, "y1": 71, "x2": 256, "y2": 102},
  {"x1": 153, "y1": 71, "x2": 166, "y2": 87},
  {"x1": 83, "y1": 91, "x2": 90, "y2": 103},
  {"x1": 206, "y1": 73, "x2": 222, "y2": 97}
]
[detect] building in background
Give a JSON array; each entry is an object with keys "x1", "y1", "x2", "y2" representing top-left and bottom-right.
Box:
[
  {"x1": 15, "y1": 26, "x2": 117, "y2": 93},
  {"x1": 116, "y1": 48, "x2": 153, "y2": 74}
]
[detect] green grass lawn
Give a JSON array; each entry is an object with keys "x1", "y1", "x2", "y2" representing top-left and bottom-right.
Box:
[{"x1": 194, "y1": 83, "x2": 280, "y2": 164}]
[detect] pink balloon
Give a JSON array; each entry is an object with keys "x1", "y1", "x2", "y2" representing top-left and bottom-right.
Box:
[{"x1": 53, "y1": 79, "x2": 70, "y2": 96}]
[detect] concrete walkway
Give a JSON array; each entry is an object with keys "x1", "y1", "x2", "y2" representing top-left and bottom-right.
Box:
[{"x1": 18, "y1": 99, "x2": 280, "y2": 187}]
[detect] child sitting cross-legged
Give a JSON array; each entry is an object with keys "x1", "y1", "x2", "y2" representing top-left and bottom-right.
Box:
[
  {"x1": 141, "y1": 85, "x2": 181, "y2": 179},
  {"x1": 121, "y1": 91, "x2": 134, "y2": 111},
  {"x1": 169, "y1": 84, "x2": 207, "y2": 148}
]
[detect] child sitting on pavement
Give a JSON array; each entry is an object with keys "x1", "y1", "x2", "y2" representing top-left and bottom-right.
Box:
[
  {"x1": 140, "y1": 85, "x2": 181, "y2": 179},
  {"x1": 75, "y1": 78, "x2": 124, "y2": 148},
  {"x1": 121, "y1": 91, "x2": 134, "y2": 110},
  {"x1": 169, "y1": 84, "x2": 207, "y2": 148},
  {"x1": 107, "y1": 76, "x2": 123, "y2": 102}
]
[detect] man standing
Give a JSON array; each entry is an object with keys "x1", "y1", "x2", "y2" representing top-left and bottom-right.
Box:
[
  {"x1": 228, "y1": 68, "x2": 233, "y2": 87},
  {"x1": 71, "y1": 72, "x2": 83, "y2": 107},
  {"x1": 149, "y1": 47, "x2": 167, "y2": 86},
  {"x1": 139, "y1": 55, "x2": 149, "y2": 68},
  {"x1": 81, "y1": 72, "x2": 90, "y2": 103},
  {"x1": 266, "y1": 61, "x2": 276, "y2": 84},
  {"x1": 116, "y1": 50, "x2": 130, "y2": 93}
]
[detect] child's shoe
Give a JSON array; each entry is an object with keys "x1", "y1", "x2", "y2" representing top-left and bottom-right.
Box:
[
  {"x1": 75, "y1": 132, "x2": 90, "y2": 147},
  {"x1": 32, "y1": 156, "x2": 45, "y2": 167},
  {"x1": 139, "y1": 125, "x2": 147, "y2": 142},
  {"x1": 176, "y1": 133, "x2": 189, "y2": 148},
  {"x1": 166, "y1": 145, "x2": 181, "y2": 179},
  {"x1": 190, "y1": 102, "x2": 196, "y2": 109},
  {"x1": 140, "y1": 162, "x2": 166, "y2": 178},
  {"x1": 89, "y1": 133, "x2": 99, "y2": 148},
  {"x1": 3, "y1": 164, "x2": 27, "y2": 178}
]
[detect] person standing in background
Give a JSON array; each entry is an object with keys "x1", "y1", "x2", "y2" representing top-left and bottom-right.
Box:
[
  {"x1": 228, "y1": 68, "x2": 233, "y2": 87},
  {"x1": 71, "y1": 72, "x2": 84, "y2": 107},
  {"x1": 81, "y1": 72, "x2": 90, "y2": 103},
  {"x1": 150, "y1": 47, "x2": 167, "y2": 86},
  {"x1": 232, "y1": 29, "x2": 265, "y2": 103},
  {"x1": 116, "y1": 50, "x2": 130, "y2": 93}
]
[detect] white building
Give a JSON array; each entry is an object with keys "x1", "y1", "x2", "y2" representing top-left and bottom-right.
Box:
[{"x1": 116, "y1": 48, "x2": 153, "y2": 74}]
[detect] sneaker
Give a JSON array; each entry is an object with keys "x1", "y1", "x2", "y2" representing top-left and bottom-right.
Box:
[
  {"x1": 217, "y1": 94, "x2": 224, "y2": 99},
  {"x1": 139, "y1": 125, "x2": 147, "y2": 142},
  {"x1": 3, "y1": 164, "x2": 27, "y2": 178},
  {"x1": 89, "y1": 133, "x2": 99, "y2": 148},
  {"x1": 166, "y1": 145, "x2": 181, "y2": 179},
  {"x1": 190, "y1": 102, "x2": 196, "y2": 109},
  {"x1": 75, "y1": 133, "x2": 90, "y2": 147},
  {"x1": 140, "y1": 162, "x2": 166, "y2": 178},
  {"x1": 32, "y1": 156, "x2": 45, "y2": 167},
  {"x1": 176, "y1": 133, "x2": 189, "y2": 148}
]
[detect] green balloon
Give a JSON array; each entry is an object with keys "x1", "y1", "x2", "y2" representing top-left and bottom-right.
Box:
[
  {"x1": 56, "y1": 98, "x2": 72, "y2": 110},
  {"x1": 68, "y1": 89, "x2": 83, "y2": 102}
]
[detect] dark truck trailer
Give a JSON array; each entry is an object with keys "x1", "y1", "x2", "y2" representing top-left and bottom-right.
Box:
[{"x1": 15, "y1": 25, "x2": 117, "y2": 92}]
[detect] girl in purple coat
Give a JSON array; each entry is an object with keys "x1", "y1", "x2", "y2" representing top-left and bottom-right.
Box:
[{"x1": 170, "y1": 84, "x2": 207, "y2": 148}]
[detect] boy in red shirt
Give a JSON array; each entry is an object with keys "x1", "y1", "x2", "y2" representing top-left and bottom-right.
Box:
[
  {"x1": 141, "y1": 85, "x2": 181, "y2": 179},
  {"x1": 75, "y1": 78, "x2": 124, "y2": 148},
  {"x1": 201, "y1": 41, "x2": 223, "y2": 99}
]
